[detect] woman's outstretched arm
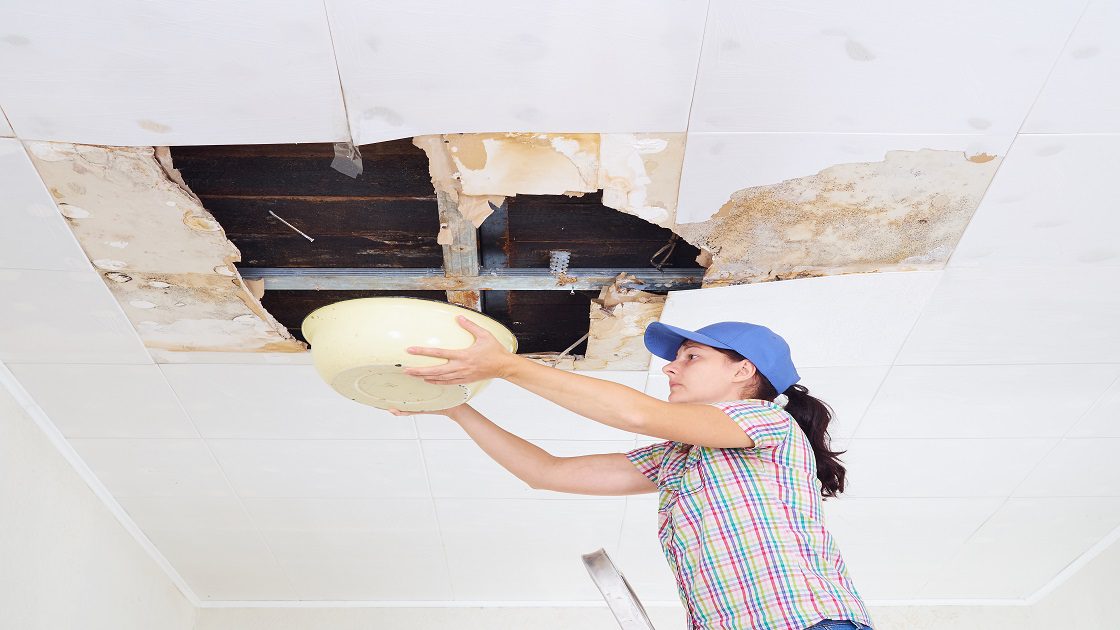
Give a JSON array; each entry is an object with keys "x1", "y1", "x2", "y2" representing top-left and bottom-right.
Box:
[
  {"x1": 391, "y1": 403, "x2": 656, "y2": 496},
  {"x1": 404, "y1": 316, "x2": 755, "y2": 448}
]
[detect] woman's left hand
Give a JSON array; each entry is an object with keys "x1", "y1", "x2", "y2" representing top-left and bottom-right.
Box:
[{"x1": 404, "y1": 315, "x2": 518, "y2": 384}]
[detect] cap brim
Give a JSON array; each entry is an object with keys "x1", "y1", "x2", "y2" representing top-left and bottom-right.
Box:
[{"x1": 643, "y1": 322, "x2": 734, "y2": 362}]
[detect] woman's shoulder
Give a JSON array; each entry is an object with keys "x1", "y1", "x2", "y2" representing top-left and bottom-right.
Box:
[{"x1": 711, "y1": 398, "x2": 789, "y2": 415}]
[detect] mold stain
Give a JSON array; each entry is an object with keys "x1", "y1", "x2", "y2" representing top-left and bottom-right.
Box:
[
  {"x1": 137, "y1": 119, "x2": 172, "y2": 133},
  {"x1": 670, "y1": 149, "x2": 1003, "y2": 285},
  {"x1": 25, "y1": 141, "x2": 303, "y2": 354}
]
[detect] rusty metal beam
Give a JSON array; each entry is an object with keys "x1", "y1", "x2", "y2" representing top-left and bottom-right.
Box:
[
  {"x1": 240, "y1": 268, "x2": 704, "y2": 291},
  {"x1": 437, "y1": 190, "x2": 482, "y2": 310}
]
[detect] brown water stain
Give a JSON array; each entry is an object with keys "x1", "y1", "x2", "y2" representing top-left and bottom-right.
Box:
[{"x1": 670, "y1": 149, "x2": 1002, "y2": 285}]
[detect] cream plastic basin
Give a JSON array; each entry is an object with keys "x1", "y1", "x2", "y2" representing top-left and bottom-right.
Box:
[{"x1": 301, "y1": 297, "x2": 518, "y2": 412}]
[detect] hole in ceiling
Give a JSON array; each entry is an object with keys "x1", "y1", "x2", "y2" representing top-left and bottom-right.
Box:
[{"x1": 169, "y1": 140, "x2": 701, "y2": 355}]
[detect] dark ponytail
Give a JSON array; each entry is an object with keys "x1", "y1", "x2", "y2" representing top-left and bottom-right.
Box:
[{"x1": 715, "y1": 349, "x2": 848, "y2": 498}]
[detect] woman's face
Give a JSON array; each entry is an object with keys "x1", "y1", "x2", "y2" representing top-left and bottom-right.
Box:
[{"x1": 661, "y1": 341, "x2": 756, "y2": 404}]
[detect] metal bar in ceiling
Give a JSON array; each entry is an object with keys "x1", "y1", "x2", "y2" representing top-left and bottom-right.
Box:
[
  {"x1": 436, "y1": 189, "x2": 482, "y2": 310},
  {"x1": 240, "y1": 268, "x2": 705, "y2": 291}
]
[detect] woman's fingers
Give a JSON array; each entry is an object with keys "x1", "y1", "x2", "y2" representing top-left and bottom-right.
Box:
[
  {"x1": 407, "y1": 346, "x2": 461, "y2": 359},
  {"x1": 420, "y1": 372, "x2": 472, "y2": 383},
  {"x1": 405, "y1": 365, "x2": 464, "y2": 377},
  {"x1": 456, "y1": 315, "x2": 492, "y2": 337}
]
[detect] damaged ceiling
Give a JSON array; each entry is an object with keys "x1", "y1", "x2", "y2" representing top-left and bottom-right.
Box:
[
  {"x1": 30, "y1": 132, "x2": 998, "y2": 361},
  {"x1": 1, "y1": 0, "x2": 1117, "y2": 613}
]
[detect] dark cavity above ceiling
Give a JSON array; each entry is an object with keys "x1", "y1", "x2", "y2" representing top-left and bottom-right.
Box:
[{"x1": 169, "y1": 140, "x2": 701, "y2": 354}]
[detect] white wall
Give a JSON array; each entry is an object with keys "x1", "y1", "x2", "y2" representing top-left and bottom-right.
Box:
[{"x1": 0, "y1": 373, "x2": 196, "y2": 630}]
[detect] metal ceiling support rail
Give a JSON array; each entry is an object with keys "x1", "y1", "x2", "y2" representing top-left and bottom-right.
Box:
[
  {"x1": 436, "y1": 190, "x2": 482, "y2": 310},
  {"x1": 240, "y1": 268, "x2": 705, "y2": 291}
]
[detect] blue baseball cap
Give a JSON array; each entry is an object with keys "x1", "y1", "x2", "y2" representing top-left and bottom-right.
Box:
[{"x1": 644, "y1": 321, "x2": 800, "y2": 394}]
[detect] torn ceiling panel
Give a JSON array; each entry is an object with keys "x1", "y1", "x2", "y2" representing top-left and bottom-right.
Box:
[
  {"x1": 26, "y1": 142, "x2": 302, "y2": 353},
  {"x1": 673, "y1": 149, "x2": 1002, "y2": 285},
  {"x1": 413, "y1": 133, "x2": 1002, "y2": 287},
  {"x1": 414, "y1": 132, "x2": 686, "y2": 230},
  {"x1": 165, "y1": 140, "x2": 697, "y2": 361},
  {"x1": 581, "y1": 276, "x2": 666, "y2": 371}
]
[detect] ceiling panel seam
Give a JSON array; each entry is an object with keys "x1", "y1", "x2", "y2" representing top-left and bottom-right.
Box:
[
  {"x1": 841, "y1": 271, "x2": 944, "y2": 439},
  {"x1": 415, "y1": 437, "x2": 459, "y2": 600},
  {"x1": 1014, "y1": 0, "x2": 1094, "y2": 137},
  {"x1": 940, "y1": 0, "x2": 1094, "y2": 271},
  {"x1": 157, "y1": 363, "x2": 303, "y2": 599},
  {"x1": 0, "y1": 361, "x2": 203, "y2": 606},
  {"x1": 320, "y1": 0, "x2": 359, "y2": 148}
]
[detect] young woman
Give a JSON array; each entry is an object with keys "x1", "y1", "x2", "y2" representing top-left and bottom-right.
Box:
[{"x1": 391, "y1": 316, "x2": 874, "y2": 630}]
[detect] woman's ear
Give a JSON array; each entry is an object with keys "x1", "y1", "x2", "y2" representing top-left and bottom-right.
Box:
[{"x1": 732, "y1": 360, "x2": 757, "y2": 383}]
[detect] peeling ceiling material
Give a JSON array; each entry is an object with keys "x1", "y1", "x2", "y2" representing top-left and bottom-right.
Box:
[
  {"x1": 673, "y1": 149, "x2": 1001, "y2": 285},
  {"x1": 582, "y1": 275, "x2": 666, "y2": 370},
  {"x1": 414, "y1": 132, "x2": 685, "y2": 231},
  {"x1": 26, "y1": 142, "x2": 302, "y2": 353},
  {"x1": 414, "y1": 135, "x2": 998, "y2": 287}
]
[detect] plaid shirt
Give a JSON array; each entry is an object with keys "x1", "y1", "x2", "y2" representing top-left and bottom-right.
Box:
[{"x1": 626, "y1": 399, "x2": 872, "y2": 630}]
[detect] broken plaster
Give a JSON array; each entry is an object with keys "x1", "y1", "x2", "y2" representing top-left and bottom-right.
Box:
[
  {"x1": 414, "y1": 132, "x2": 685, "y2": 232},
  {"x1": 415, "y1": 133, "x2": 1001, "y2": 286},
  {"x1": 581, "y1": 274, "x2": 666, "y2": 370},
  {"x1": 411, "y1": 133, "x2": 1002, "y2": 369},
  {"x1": 27, "y1": 141, "x2": 302, "y2": 354},
  {"x1": 673, "y1": 149, "x2": 1003, "y2": 284}
]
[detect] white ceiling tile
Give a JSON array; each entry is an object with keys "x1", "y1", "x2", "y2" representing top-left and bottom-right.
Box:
[
  {"x1": 689, "y1": 0, "x2": 1084, "y2": 134},
  {"x1": 0, "y1": 106, "x2": 12, "y2": 136},
  {"x1": 897, "y1": 266, "x2": 1120, "y2": 365},
  {"x1": 151, "y1": 349, "x2": 313, "y2": 365},
  {"x1": 119, "y1": 494, "x2": 251, "y2": 532},
  {"x1": 676, "y1": 132, "x2": 1011, "y2": 223},
  {"x1": 1067, "y1": 375, "x2": 1120, "y2": 437},
  {"x1": 327, "y1": 0, "x2": 707, "y2": 143},
  {"x1": 616, "y1": 497, "x2": 679, "y2": 601},
  {"x1": 0, "y1": 269, "x2": 151, "y2": 364},
  {"x1": 243, "y1": 498, "x2": 451, "y2": 600},
  {"x1": 11, "y1": 364, "x2": 197, "y2": 438},
  {"x1": 116, "y1": 495, "x2": 295, "y2": 600},
  {"x1": 423, "y1": 439, "x2": 634, "y2": 500},
  {"x1": 823, "y1": 497, "x2": 1003, "y2": 599},
  {"x1": 921, "y1": 497, "x2": 1120, "y2": 598},
  {"x1": 208, "y1": 439, "x2": 430, "y2": 499},
  {"x1": 69, "y1": 438, "x2": 233, "y2": 498},
  {"x1": 655, "y1": 272, "x2": 943, "y2": 368},
  {"x1": 0, "y1": 1, "x2": 347, "y2": 145},
  {"x1": 1015, "y1": 439, "x2": 1120, "y2": 498},
  {"x1": 950, "y1": 135, "x2": 1120, "y2": 269},
  {"x1": 1023, "y1": 1, "x2": 1120, "y2": 133},
  {"x1": 856, "y1": 365, "x2": 1120, "y2": 439},
  {"x1": 797, "y1": 366, "x2": 890, "y2": 439},
  {"x1": 161, "y1": 364, "x2": 416, "y2": 439},
  {"x1": 437, "y1": 498, "x2": 626, "y2": 600},
  {"x1": 644, "y1": 373, "x2": 670, "y2": 401},
  {"x1": 842, "y1": 438, "x2": 1051, "y2": 498},
  {"x1": 416, "y1": 371, "x2": 644, "y2": 440},
  {"x1": 0, "y1": 139, "x2": 89, "y2": 271}
]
